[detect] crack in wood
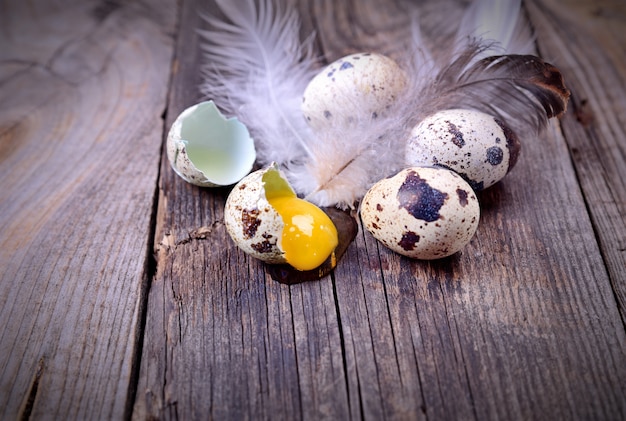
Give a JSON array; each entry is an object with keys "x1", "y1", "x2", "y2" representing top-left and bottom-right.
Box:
[
  {"x1": 158, "y1": 223, "x2": 222, "y2": 253},
  {"x1": 18, "y1": 357, "x2": 45, "y2": 421}
]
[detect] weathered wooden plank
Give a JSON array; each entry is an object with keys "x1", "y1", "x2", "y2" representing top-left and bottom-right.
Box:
[
  {"x1": 526, "y1": 0, "x2": 626, "y2": 320},
  {"x1": 134, "y1": 0, "x2": 626, "y2": 419},
  {"x1": 133, "y1": 0, "x2": 353, "y2": 418},
  {"x1": 0, "y1": 0, "x2": 175, "y2": 418},
  {"x1": 355, "y1": 138, "x2": 625, "y2": 416},
  {"x1": 306, "y1": 0, "x2": 625, "y2": 419},
  {"x1": 330, "y1": 126, "x2": 626, "y2": 418}
]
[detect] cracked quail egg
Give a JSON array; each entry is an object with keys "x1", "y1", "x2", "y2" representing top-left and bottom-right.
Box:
[
  {"x1": 360, "y1": 166, "x2": 480, "y2": 260},
  {"x1": 224, "y1": 163, "x2": 339, "y2": 271},
  {"x1": 405, "y1": 109, "x2": 521, "y2": 191},
  {"x1": 302, "y1": 52, "x2": 407, "y2": 131},
  {"x1": 167, "y1": 100, "x2": 256, "y2": 187}
]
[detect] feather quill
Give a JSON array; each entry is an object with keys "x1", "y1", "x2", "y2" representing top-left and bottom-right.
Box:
[{"x1": 288, "y1": 95, "x2": 412, "y2": 208}]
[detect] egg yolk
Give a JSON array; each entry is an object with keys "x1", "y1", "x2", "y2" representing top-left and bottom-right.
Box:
[{"x1": 267, "y1": 196, "x2": 338, "y2": 271}]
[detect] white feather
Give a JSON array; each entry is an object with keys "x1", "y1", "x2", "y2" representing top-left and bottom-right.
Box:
[
  {"x1": 287, "y1": 101, "x2": 411, "y2": 208},
  {"x1": 198, "y1": 0, "x2": 318, "y2": 166}
]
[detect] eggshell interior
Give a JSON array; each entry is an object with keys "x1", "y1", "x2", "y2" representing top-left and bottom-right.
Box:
[{"x1": 167, "y1": 101, "x2": 256, "y2": 186}]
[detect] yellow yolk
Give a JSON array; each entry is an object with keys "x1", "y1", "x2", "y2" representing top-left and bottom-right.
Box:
[{"x1": 267, "y1": 196, "x2": 339, "y2": 271}]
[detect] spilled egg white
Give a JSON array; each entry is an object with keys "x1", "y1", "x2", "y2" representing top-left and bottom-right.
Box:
[
  {"x1": 224, "y1": 163, "x2": 339, "y2": 271},
  {"x1": 405, "y1": 109, "x2": 521, "y2": 191},
  {"x1": 302, "y1": 52, "x2": 407, "y2": 131},
  {"x1": 360, "y1": 166, "x2": 480, "y2": 260},
  {"x1": 167, "y1": 100, "x2": 256, "y2": 187}
]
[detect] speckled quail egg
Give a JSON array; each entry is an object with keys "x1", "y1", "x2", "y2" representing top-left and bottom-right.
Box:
[
  {"x1": 302, "y1": 52, "x2": 407, "y2": 131},
  {"x1": 360, "y1": 166, "x2": 480, "y2": 260},
  {"x1": 405, "y1": 109, "x2": 521, "y2": 191},
  {"x1": 167, "y1": 100, "x2": 256, "y2": 187},
  {"x1": 224, "y1": 163, "x2": 339, "y2": 271}
]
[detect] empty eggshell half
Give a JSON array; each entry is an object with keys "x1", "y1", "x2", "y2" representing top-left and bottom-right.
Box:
[
  {"x1": 405, "y1": 109, "x2": 521, "y2": 191},
  {"x1": 360, "y1": 166, "x2": 480, "y2": 260},
  {"x1": 302, "y1": 52, "x2": 407, "y2": 131},
  {"x1": 167, "y1": 100, "x2": 256, "y2": 187}
]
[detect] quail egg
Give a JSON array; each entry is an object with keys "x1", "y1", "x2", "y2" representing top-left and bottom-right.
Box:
[
  {"x1": 224, "y1": 163, "x2": 339, "y2": 271},
  {"x1": 167, "y1": 100, "x2": 256, "y2": 187},
  {"x1": 360, "y1": 166, "x2": 480, "y2": 260},
  {"x1": 405, "y1": 109, "x2": 521, "y2": 191},
  {"x1": 302, "y1": 52, "x2": 407, "y2": 131}
]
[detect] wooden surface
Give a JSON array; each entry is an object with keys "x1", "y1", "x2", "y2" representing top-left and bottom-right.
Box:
[{"x1": 1, "y1": 0, "x2": 624, "y2": 419}]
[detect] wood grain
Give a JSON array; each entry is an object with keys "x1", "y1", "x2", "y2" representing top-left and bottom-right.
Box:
[
  {"x1": 1, "y1": 0, "x2": 624, "y2": 419},
  {"x1": 0, "y1": 0, "x2": 176, "y2": 418},
  {"x1": 134, "y1": 0, "x2": 625, "y2": 420},
  {"x1": 526, "y1": 0, "x2": 626, "y2": 320}
]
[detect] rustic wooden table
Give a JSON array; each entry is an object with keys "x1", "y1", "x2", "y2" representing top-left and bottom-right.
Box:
[{"x1": 1, "y1": 0, "x2": 625, "y2": 419}]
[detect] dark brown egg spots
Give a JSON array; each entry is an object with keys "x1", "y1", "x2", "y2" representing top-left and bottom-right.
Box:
[
  {"x1": 494, "y1": 117, "x2": 521, "y2": 172},
  {"x1": 486, "y1": 146, "x2": 504, "y2": 166},
  {"x1": 238, "y1": 183, "x2": 247, "y2": 190},
  {"x1": 399, "y1": 231, "x2": 420, "y2": 251},
  {"x1": 457, "y1": 188, "x2": 469, "y2": 207},
  {"x1": 397, "y1": 170, "x2": 448, "y2": 222},
  {"x1": 446, "y1": 121, "x2": 465, "y2": 148},
  {"x1": 241, "y1": 209, "x2": 261, "y2": 239},
  {"x1": 251, "y1": 234, "x2": 275, "y2": 254},
  {"x1": 376, "y1": 203, "x2": 383, "y2": 212}
]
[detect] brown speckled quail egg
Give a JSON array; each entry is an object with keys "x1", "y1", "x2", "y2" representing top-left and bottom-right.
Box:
[
  {"x1": 405, "y1": 109, "x2": 521, "y2": 191},
  {"x1": 167, "y1": 100, "x2": 256, "y2": 187},
  {"x1": 302, "y1": 52, "x2": 407, "y2": 131},
  {"x1": 224, "y1": 163, "x2": 339, "y2": 271},
  {"x1": 360, "y1": 166, "x2": 480, "y2": 260}
]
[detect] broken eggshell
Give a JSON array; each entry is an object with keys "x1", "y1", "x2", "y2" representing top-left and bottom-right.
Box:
[
  {"x1": 360, "y1": 166, "x2": 480, "y2": 260},
  {"x1": 224, "y1": 163, "x2": 339, "y2": 272},
  {"x1": 167, "y1": 100, "x2": 256, "y2": 187},
  {"x1": 405, "y1": 109, "x2": 521, "y2": 191}
]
